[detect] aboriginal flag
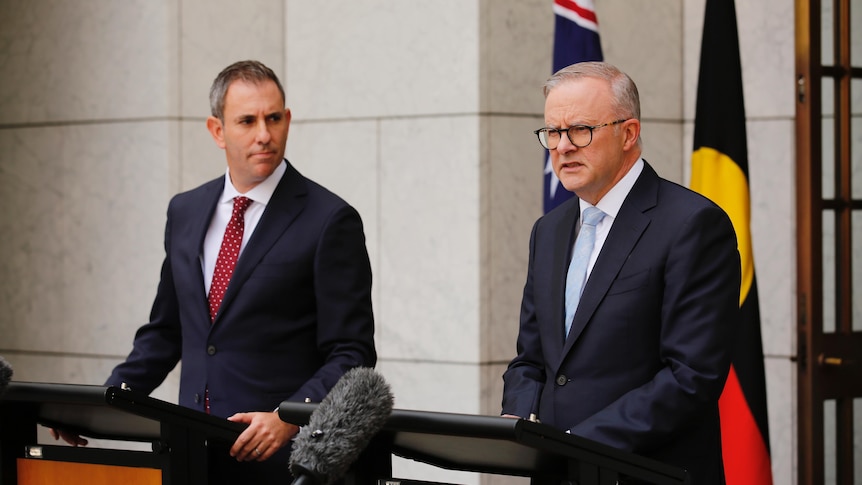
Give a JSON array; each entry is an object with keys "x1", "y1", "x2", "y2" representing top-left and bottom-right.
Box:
[
  {"x1": 690, "y1": 1, "x2": 773, "y2": 484},
  {"x1": 544, "y1": 0, "x2": 603, "y2": 213}
]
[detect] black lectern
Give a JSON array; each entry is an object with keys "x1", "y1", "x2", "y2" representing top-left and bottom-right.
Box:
[
  {"x1": 0, "y1": 382, "x2": 245, "y2": 485},
  {"x1": 279, "y1": 403, "x2": 689, "y2": 485}
]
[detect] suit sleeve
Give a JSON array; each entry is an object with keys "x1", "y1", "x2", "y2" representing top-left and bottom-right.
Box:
[
  {"x1": 501, "y1": 219, "x2": 546, "y2": 418},
  {"x1": 569, "y1": 204, "x2": 740, "y2": 451},
  {"x1": 288, "y1": 204, "x2": 376, "y2": 402}
]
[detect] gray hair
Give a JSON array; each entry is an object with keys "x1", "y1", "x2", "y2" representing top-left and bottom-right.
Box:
[
  {"x1": 543, "y1": 61, "x2": 641, "y2": 121},
  {"x1": 209, "y1": 60, "x2": 285, "y2": 121}
]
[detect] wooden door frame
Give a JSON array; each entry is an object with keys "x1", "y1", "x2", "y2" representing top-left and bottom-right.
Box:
[
  {"x1": 795, "y1": 1, "x2": 822, "y2": 482},
  {"x1": 796, "y1": 0, "x2": 861, "y2": 483}
]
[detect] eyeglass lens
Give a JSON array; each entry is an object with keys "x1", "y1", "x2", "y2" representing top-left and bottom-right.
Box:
[{"x1": 539, "y1": 126, "x2": 592, "y2": 149}]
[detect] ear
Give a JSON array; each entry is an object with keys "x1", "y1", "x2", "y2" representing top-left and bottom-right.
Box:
[
  {"x1": 206, "y1": 116, "x2": 226, "y2": 149},
  {"x1": 622, "y1": 119, "x2": 641, "y2": 151}
]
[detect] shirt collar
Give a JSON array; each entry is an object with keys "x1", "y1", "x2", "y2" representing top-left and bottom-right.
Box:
[
  {"x1": 220, "y1": 159, "x2": 287, "y2": 206},
  {"x1": 579, "y1": 158, "x2": 644, "y2": 219}
]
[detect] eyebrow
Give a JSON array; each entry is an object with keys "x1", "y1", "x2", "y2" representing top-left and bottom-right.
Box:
[{"x1": 234, "y1": 110, "x2": 283, "y2": 121}]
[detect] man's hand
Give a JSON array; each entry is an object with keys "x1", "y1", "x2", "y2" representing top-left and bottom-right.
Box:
[
  {"x1": 48, "y1": 428, "x2": 89, "y2": 447},
  {"x1": 227, "y1": 411, "x2": 299, "y2": 462}
]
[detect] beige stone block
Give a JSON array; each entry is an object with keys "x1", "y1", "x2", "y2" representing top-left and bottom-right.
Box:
[
  {"x1": 0, "y1": 122, "x2": 173, "y2": 355},
  {"x1": 378, "y1": 115, "x2": 481, "y2": 362},
  {"x1": 180, "y1": 0, "x2": 285, "y2": 118},
  {"x1": 286, "y1": 0, "x2": 480, "y2": 119},
  {"x1": 0, "y1": 0, "x2": 178, "y2": 123}
]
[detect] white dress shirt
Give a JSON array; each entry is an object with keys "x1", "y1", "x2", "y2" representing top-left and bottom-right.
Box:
[
  {"x1": 202, "y1": 160, "x2": 286, "y2": 294},
  {"x1": 576, "y1": 158, "x2": 645, "y2": 278}
]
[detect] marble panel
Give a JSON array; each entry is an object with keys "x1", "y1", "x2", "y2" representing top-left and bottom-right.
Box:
[
  {"x1": 682, "y1": 0, "x2": 706, "y2": 121},
  {"x1": 483, "y1": 115, "x2": 543, "y2": 364},
  {"x1": 180, "y1": 0, "x2": 285, "y2": 118},
  {"x1": 0, "y1": 0, "x2": 178, "y2": 124},
  {"x1": 286, "y1": 0, "x2": 480, "y2": 120},
  {"x1": 747, "y1": 120, "x2": 796, "y2": 357},
  {"x1": 180, "y1": 119, "x2": 227, "y2": 193},
  {"x1": 378, "y1": 116, "x2": 481, "y2": 363},
  {"x1": 2, "y1": 352, "x2": 112, "y2": 387},
  {"x1": 682, "y1": 0, "x2": 795, "y2": 120},
  {"x1": 764, "y1": 356, "x2": 795, "y2": 485},
  {"x1": 641, "y1": 120, "x2": 685, "y2": 186},
  {"x1": 376, "y1": 360, "x2": 479, "y2": 415},
  {"x1": 479, "y1": 0, "x2": 553, "y2": 115},
  {"x1": 734, "y1": 0, "x2": 795, "y2": 119},
  {"x1": 0, "y1": 127, "x2": 67, "y2": 350},
  {"x1": 597, "y1": 0, "x2": 683, "y2": 121},
  {"x1": 0, "y1": 122, "x2": 173, "y2": 356}
]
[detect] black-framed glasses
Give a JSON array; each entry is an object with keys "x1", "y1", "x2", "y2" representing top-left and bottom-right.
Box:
[{"x1": 534, "y1": 119, "x2": 629, "y2": 150}]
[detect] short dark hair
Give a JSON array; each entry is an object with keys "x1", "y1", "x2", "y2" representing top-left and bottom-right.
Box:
[{"x1": 209, "y1": 60, "x2": 285, "y2": 120}]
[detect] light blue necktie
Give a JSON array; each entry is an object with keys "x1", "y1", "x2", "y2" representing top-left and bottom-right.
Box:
[{"x1": 564, "y1": 206, "x2": 606, "y2": 336}]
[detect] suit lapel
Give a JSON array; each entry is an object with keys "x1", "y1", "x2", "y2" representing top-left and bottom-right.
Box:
[
  {"x1": 545, "y1": 202, "x2": 579, "y2": 367},
  {"x1": 561, "y1": 163, "x2": 660, "y2": 357},
  {"x1": 179, "y1": 180, "x2": 222, "y2": 326},
  {"x1": 213, "y1": 162, "x2": 308, "y2": 325}
]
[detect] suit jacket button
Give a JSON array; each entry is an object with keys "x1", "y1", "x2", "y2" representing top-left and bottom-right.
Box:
[
  {"x1": 194, "y1": 393, "x2": 201, "y2": 403},
  {"x1": 207, "y1": 345, "x2": 216, "y2": 356},
  {"x1": 556, "y1": 375, "x2": 568, "y2": 386}
]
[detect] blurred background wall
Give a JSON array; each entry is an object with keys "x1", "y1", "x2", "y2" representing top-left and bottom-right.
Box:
[{"x1": 0, "y1": 1, "x2": 796, "y2": 483}]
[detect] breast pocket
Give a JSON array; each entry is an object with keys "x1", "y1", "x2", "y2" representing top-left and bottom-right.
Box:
[
  {"x1": 606, "y1": 267, "x2": 650, "y2": 296},
  {"x1": 250, "y1": 261, "x2": 307, "y2": 281}
]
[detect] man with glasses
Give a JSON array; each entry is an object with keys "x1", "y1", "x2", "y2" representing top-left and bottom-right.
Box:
[{"x1": 502, "y1": 62, "x2": 740, "y2": 485}]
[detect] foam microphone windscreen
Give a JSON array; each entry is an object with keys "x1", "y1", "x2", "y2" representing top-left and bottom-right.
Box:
[
  {"x1": 289, "y1": 367, "x2": 394, "y2": 485},
  {"x1": 0, "y1": 356, "x2": 13, "y2": 395}
]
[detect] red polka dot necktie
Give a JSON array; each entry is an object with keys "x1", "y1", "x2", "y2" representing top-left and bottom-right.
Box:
[{"x1": 208, "y1": 196, "x2": 253, "y2": 322}]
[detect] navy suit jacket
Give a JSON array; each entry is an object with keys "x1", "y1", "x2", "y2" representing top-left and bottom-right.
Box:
[
  {"x1": 107, "y1": 160, "x2": 376, "y2": 419},
  {"x1": 502, "y1": 162, "x2": 739, "y2": 484}
]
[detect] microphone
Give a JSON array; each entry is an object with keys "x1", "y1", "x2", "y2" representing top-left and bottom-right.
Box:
[
  {"x1": 0, "y1": 356, "x2": 13, "y2": 395},
  {"x1": 289, "y1": 367, "x2": 394, "y2": 485}
]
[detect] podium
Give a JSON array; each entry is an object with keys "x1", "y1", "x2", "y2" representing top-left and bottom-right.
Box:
[
  {"x1": 279, "y1": 403, "x2": 689, "y2": 485},
  {"x1": 0, "y1": 382, "x2": 245, "y2": 485}
]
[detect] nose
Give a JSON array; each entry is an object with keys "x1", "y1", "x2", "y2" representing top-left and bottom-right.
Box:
[
  {"x1": 255, "y1": 119, "x2": 272, "y2": 145},
  {"x1": 555, "y1": 131, "x2": 577, "y2": 153}
]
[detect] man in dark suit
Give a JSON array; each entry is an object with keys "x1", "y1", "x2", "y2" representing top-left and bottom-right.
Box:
[
  {"x1": 502, "y1": 62, "x2": 740, "y2": 484},
  {"x1": 54, "y1": 60, "x2": 376, "y2": 483}
]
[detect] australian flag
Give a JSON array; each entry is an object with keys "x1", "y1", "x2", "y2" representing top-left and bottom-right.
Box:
[{"x1": 544, "y1": 0, "x2": 603, "y2": 213}]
